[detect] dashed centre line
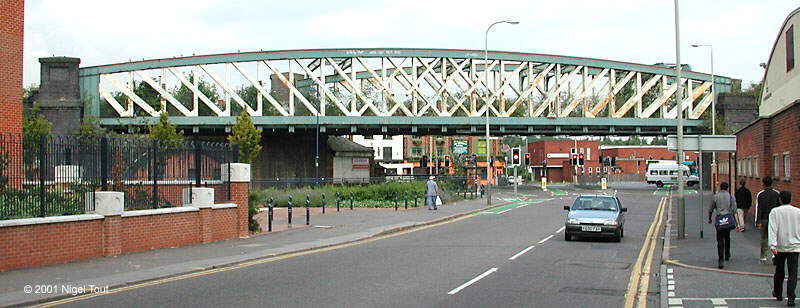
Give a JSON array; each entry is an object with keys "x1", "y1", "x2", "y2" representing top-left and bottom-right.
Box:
[
  {"x1": 447, "y1": 268, "x2": 498, "y2": 295},
  {"x1": 538, "y1": 235, "x2": 554, "y2": 244},
  {"x1": 508, "y1": 245, "x2": 535, "y2": 260},
  {"x1": 555, "y1": 226, "x2": 565, "y2": 233}
]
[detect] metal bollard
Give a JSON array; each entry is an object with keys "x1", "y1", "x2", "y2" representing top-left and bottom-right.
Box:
[
  {"x1": 414, "y1": 193, "x2": 418, "y2": 208},
  {"x1": 288, "y1": 196, "x2": 293, "y2": 227},
  {"x1": 336, "y1": 192, "x2": 341, "y2": 212},
  {"x1": 350, "y1": 192, "x2": 354, "y2": 210},
  {"x1": 394, "y1": 194, "x2": 398, "y2": 211},
  {"x1": 268, "y1": 197, "x2": 274, "y2": 232},
  {"x1": 404, "y1": 192, "x2": 408, "y2": 210},
  {"x1": 322, "y1": 194, "x2": 326, "y2": 214},
  {"x1": 306, "y1": 195, "x2": 310, "y2": 225}
]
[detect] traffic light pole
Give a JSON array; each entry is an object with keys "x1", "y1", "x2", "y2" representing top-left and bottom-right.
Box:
[{"x1": 514, "y1": 165, "x2": 518, "y2": 195}]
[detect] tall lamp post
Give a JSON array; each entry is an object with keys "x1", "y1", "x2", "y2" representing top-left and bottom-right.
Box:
[
  {"x1": 485, "y1": 19, "x2": 519, "y2": 206},
  {"x1": 691, "y1": 43, "x2": 716, "y2": 192},
  {"x1": 674, "y1": 0, "x2": 686, "y2": 239}
]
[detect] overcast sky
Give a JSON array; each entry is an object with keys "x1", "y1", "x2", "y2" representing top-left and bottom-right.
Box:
[{"x1": 23, "y1": 0, "x2": 797, "y2": 88}]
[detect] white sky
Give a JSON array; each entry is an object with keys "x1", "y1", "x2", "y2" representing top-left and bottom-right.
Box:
[{"x1": 23, "y1": 0, "x2": 797, "y2": 89}]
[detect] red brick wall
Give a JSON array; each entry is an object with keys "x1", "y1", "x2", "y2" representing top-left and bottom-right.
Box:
[
  {"x1": 0, "y1": 219, "x2": 104, "y2": 271},
  {"x1": 121, "y1": 211, "x2": 200, "y2": 254},
  {"x1": 735, "y1": 119, "x2": 769, "y2": 196},
  {"x1": 211, "y1": 208, "x2": 238, "y2": 242},
  {"x1": 764, "y1": 104, "x2": 800, "y2": 199},
  {"x1": 0, "y1": 0, "x2": 24, "y2": 134}
]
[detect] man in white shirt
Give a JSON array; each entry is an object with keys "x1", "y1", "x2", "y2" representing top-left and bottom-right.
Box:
[{"x1": 769, "y1": 191, "x2": 800, "y2": 306}]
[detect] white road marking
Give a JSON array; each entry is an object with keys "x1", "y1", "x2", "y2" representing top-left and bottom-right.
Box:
[
  {"x1": 669, "y1": 298, "x2": 683, "y2": 305},
  {"x1": 667, "y1": 274, "x2": 674, "y2": 280},
  {"x1": 509, "y1": 245, "x2": 536, "y2": 260},
  {"x1": 538, "y1": 235, "x2": 554, "y2": 244},
  {"x1": 447, "y1": 268, "x2": 498, "y2": 295},
  {"x1": 668, "y1": 280, "x2": 675, "y2": 285},
  {"x1": 711, "y1": 298, "x2": 727, "y2": 305},
  {"x1": 667, "y1": 268, "x2": 674, "y2": 274},
  {"x1": 555, "y1": 226, "x2": 566, "y2": 233},
  {"x1": 497, "y1": 208, "x2": 513, "y2": 214},
  {"x1": 668, "y1": 285, "x2": 675, "y2": 291},
  {"x1": 668, "y1": 292, "x2": 675, "y2": 297}
]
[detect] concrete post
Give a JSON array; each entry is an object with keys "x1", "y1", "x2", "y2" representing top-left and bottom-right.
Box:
[
  {"x1": 222, "y1": 163, "x2": 251, "y2": 238},
  {"x1": 183, "y1": 187, "x2": 214, "y2": 243},
  {"x1": 90, "y1": 191, "x2": 124, "y2": 256}
]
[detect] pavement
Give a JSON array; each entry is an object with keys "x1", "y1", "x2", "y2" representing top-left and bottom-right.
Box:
[
  {"x1": 0, "y1": 193, "x2": 512, "y2": 307},
  {"x1": 660, "y1": 190, "x2": 799, "y2": 308}
]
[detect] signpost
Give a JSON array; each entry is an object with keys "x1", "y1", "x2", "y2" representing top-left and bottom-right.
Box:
[{"x1": 667, "y1": 135, "x2": 736, "y2": 239}]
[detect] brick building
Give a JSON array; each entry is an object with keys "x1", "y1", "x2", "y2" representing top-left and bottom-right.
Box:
[
  {"x1": 719, "y1": 7, "x2": 800, "y2": 200},
  {"x1": 527, "y1": 140, "x2": 602, "y2": 183},
  {"x1": 0, "y1": 0, "x2": 24, "y2": 134},
  {"x1": 600, "y1": 145, "x2": 698, "y2": 175}
]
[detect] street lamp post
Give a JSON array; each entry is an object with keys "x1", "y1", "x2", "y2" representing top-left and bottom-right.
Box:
[
  {"x1": 674, "y1": 0, "x2": 686, "y2": 239},
  {"x1": 691, "y1": 43, "x2": 716, "y2": 193},
  {"x1": 485, "y1": 19, "x2": 519, "y2": 206}
]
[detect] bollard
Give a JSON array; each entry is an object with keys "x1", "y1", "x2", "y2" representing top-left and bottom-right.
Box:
[
  {"x1": 336, "y1": 192, "x2": 341, "y2": 212},
  {"x1": 414, "y1": 193, "x2": 418, "y2": 208},
  {"x1": 288, "y1": 196, "x2": 293, "y2": 227},
  {"x1": 350, "y1": 192, "x2": 354, "y2": 210},
  {"x1": 322, "y1": 194, "x2": 326, "y2": 214},
  {"x1": 268, "y1": 197, "x2": 274, "y2": 232},
  {"x1": 394, "y1": 194, "x2": 398, "y2": 211},
  {"x1": 404, "y1": 192, "x2": 408, "y2": 210},
  {"x1": 306, "y1": 195, "x2": 310, "y2": 225}
]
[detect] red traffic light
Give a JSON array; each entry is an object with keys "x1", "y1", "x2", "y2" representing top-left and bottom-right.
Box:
[
  {"x1": 524, "y1": 153, "x2": 530, "y2": 159},
  {"x1": 513, "y1": 154, "x2": 519, "y2": 160},
  {"x1": 578, "y1": 154, "x2": 584, "y2": 159}
]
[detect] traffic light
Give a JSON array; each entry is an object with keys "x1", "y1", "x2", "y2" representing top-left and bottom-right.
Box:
[
  {"x1": 571, "y1": 154, "x2": 578, "y2": 165},
  {"x1": 524, "y1": 153, "x2": 531, "y2": 165},
  {"x1": 578, "y1": 153, "x2": 585, "y2": 166},
  {"x1": 444, "y1": 155, "x2": 451, "y2": 167},
  {"x1": 511, "y1": 148, "x2": 521, "y2": 166}
]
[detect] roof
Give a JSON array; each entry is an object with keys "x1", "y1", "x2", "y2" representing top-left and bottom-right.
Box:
[{"x1": 327, "y1": 136, "x2": 372, "y2": 153}]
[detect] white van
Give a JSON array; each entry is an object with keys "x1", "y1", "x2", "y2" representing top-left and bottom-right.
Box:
[{"x1": 646, "y1": 163, "x2": 699, "y2": 188}]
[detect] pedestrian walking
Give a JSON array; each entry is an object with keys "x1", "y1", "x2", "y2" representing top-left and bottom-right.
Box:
[
  {"x1": 758, "y1": 176, "x2": 782, "y2": 263},
  {"x1": 769, "y1": 191, "x2": 800, "y2": 306},
  {"x1": 709, "y1": 182, "x2": 737, "y2": 269},
  {"x1": 426, "y1": 176, "x2": 439, "y2": 211},
  {"x1": 735, "y1": 179, "x2": 753, "y2": 232}
]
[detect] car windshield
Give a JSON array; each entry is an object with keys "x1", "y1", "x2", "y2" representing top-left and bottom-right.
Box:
[{"x1": 571, "y1": 197, "x2": 618, "y2": 211}]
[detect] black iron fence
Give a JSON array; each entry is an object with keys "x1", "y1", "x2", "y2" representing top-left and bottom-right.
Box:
[
  {"x1": 251, "y1": 175, "x2": 476, "y2": 191},
  {"x1": 0, "y1": 134, "x2": 235, "y2": 220}
]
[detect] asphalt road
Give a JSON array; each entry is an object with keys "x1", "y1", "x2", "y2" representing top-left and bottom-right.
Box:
[{"x1": 50, "y1": 188, "x2": 664, "y2": 308}]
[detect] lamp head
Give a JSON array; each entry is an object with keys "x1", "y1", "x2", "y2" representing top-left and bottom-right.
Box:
[
  {"x1": 507, "y1": 21, "x2": 520, "y2": 25},
  {"x1": 690, "y1": 44, "x2": 699, "y2": 47}
]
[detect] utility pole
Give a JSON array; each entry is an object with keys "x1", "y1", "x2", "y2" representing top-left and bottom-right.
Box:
[{"x1": 674, "y1": 0, "x2": 686, "y2": 239}]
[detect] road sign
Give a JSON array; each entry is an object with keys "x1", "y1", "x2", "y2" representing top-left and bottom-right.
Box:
[
  {"x1": 667, "y1": 135, "x2": 736, "y2": 152},
  {"x1": 452, "y1": 140, "x2": 469, "y2": 154}
]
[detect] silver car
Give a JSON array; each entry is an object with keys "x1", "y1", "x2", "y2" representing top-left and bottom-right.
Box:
[{"x1": 563, "y1": 195, "x2": 627, "y2": 242}]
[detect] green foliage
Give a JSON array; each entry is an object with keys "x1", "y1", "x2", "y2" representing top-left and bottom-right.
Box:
[
  {"x1": 601, "y1": 136, "x2": 647, "y2": 146},
  {"x1": 75, "y1": 116, "x2": 109, "y2": 137},
  {"x1": 743, "y1": 82, "x2": 763, "y2": 103},
  {"x1": 253, "y1": 181, "x2": 431, "y2": 208},
  {"x1": 171, "y1": 73, "x2": 221, "y2": 116},
  {"x1": 248, "y1": 191, "x2": 261, "y2": 232},
  {"x1": 148, "y1": 112, "x2": 183, "y2": 143},
  {"x1": 0, "y1": 153, "x2": 8, "y2": 188},
  {"x1": 0, "y1": 185, "x2": 94, "y2": 220},
  {"x1": 228, "y1": 110, "x2": 262, "y2": 163},
  {"x1": 23, "y1": 104, "x2": 52, "y2": 141}
]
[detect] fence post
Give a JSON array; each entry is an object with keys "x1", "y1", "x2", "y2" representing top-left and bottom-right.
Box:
[
  {"x1": 322, "y1": 194, "x2": 326, "y2": 214},
  {"x1": 306, "y1": 194, "x2": 310, "y2": 225},
  {"x1": 268, "y1": 197, "x2": 273, "y2": 232},
  {"x1": 350, "y1": 192, "x2": 354, "y2": 210},
  {"x1": 151, "y1": 139, "x2": 158, "y2": 209},
  {"x1": 288, "y1": 196, "x2": 293, "y2": 227},
  {"x1": 38, "y1": 135, "x2": 46, "y2": 217},
  {"x1": 404, "y1": 192, "x2": 408, "y2": 210},
  {"x1": 336, "y1": 192, "x2": 340, "y2": 212},
  {"x1": 394, "y1": 194, "x2": 398, "y2": 211},
  {"x1": 194, "y1": 139, "x2": 202, "y2": 188},
  {"x1": 100, "y1": 137, "x2": 109, "y2": 191},
  {"x1": 414, "y1": 193, "x2": 418, "y2": 208}
]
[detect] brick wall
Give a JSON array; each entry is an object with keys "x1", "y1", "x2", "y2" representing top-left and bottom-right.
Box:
[
  {"x1": 0, "y1": 0, "x2": 24, "y2": 134},
  {"x1": 0, "y1": 218, "x2": 104, "y2": 271},
  {"x1": 121, "y1": 211, "x2": 200, "y2": 254},
  {"x1": 211, "y1": 207, "x2": 238, "y2": 242}
]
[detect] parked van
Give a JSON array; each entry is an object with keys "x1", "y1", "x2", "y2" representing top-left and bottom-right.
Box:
[{"x1": 646, "y1": 163, "x2": 699, "y2": 188}]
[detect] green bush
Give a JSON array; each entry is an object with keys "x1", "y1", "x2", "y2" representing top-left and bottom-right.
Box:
[{"x1": 252, "y1": 181, "x2": 439, "y2": 208}]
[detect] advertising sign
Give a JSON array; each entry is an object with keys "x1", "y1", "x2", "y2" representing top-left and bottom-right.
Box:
[
  {"x1": 352, "y1": 158, "x2": 370, "y2": 169},
  {"x1": 453, "y1": 140, "x2": 469, "y2": 154}
]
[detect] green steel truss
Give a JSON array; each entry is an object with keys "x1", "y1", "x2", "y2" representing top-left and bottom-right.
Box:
[{"x1": 80, "y1": 48, "x2": 729, "y2": 134}]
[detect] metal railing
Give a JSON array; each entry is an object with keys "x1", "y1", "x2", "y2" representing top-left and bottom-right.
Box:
[{"x1": 0, "y1": 133, "x2": 235, "y2": 219}]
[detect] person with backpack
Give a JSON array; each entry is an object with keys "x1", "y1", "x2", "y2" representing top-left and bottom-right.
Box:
[
  {"x1": 769, "y1": 191, "x2": 800, "y2": 306},
  {"x1": 709, "y1": 182, "x2": 737, "y2": 269},
  {"x1": 758, "y1": 176, "x2": 782, "y2": 263}
]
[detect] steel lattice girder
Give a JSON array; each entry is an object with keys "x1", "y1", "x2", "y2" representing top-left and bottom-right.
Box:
[{"x1": 79, "y1": 48, "x2": 730, "y2": 128}]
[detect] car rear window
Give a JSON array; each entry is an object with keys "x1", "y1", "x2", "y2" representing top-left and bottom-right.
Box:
[{"x1": 571, "y1": 197, "x2": 618, "y2": 211}]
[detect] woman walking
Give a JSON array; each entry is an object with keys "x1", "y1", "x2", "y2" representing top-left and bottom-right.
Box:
[{"x1": 709, "y1": 182, "x2": 737, "y2": 269}]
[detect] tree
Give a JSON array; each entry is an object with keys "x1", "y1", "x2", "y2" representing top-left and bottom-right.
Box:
[
  {"x1": 148, "y1": 112, "x2": 183, "y2": 143},
  {"x1": 743, "y1": 82, "x2": 763, "y2": 103},
  {"x1": 74, "y1": 116, "x2": 109, "y2": 138},
  {"x1": 171, "y1": 73, "x2": 221, "y2": 116},
  {"x1": 23, "y1": 104, "x2": 52, "y2": 141},
  {"x1": 228, "y1": 110, "x2": 262, "y2": 163}
]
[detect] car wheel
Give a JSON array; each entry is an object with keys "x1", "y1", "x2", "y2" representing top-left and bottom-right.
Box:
[
  {"x1": 613, "y1": 230, "x2": 622, "y2": 242},
  {"x1": 656, "y1": 181, "x2": 664, "y2": 188},
  {"x1": 621, "y1": 228, "x2": 624, "y2": 238},
  {"x1": 565, "y1": 232, "x2": 572, "y2": 241}
]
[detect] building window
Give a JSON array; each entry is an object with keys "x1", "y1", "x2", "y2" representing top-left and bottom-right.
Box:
[
  {"x1": 787, "y1": 25, "x2": 795, "y2": 72},
  {"x1": 755, "y1": 156, "x2": 760, "y2": 177},
  {"x1": 747, "y1": 158, "x2": 752, "y2": 177},
  {"x1": 364, "y1": 135, "x2": 374, "y2": 140},
  {"x1": 784, "y1": 153, "x2": 791, "y2": 181},
  {"x1": 383, "y1": 147, "x2": 392, "y2": 161},
  {"x1": 411, "y1": 146, "x2": 423, "y2": 157},
  {"x1": 775, "y1": 155, "x2": 781, "y2": 178}
]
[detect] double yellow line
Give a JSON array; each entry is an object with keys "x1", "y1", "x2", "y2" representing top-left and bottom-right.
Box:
[{"x1": 623, "y1": 196, "x2": 667, "y2": 308}]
